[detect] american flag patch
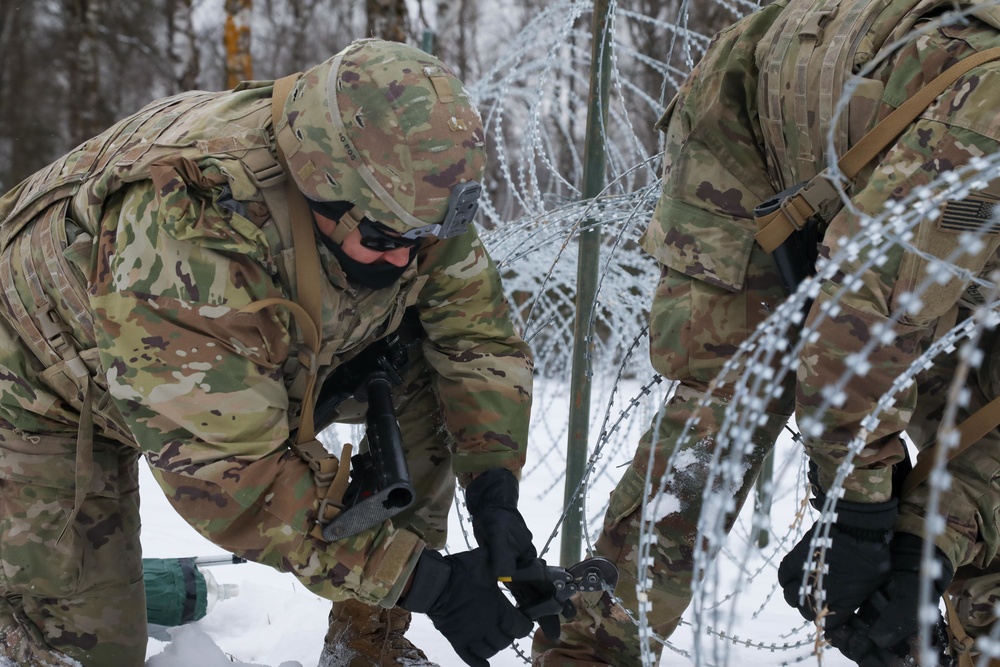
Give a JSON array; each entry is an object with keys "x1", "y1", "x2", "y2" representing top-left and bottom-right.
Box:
[{"x1": 939, "y1": 192, "x2": 1000, "y2": 234}]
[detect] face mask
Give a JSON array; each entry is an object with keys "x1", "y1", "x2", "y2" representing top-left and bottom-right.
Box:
[{"x1": 318, "y1": 232, "x2": 414, "y2": 289}]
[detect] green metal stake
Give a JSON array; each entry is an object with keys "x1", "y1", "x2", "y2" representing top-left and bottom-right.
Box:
[
  {"x1": 754, "y1": 449, "x2": 775, "y2": 548},
  {"x1": 560, "y1": 0, "x2": 613, "y2": 568},
  {"x1": 421, "y1": 29, "x2": 435, "y2": 55}
]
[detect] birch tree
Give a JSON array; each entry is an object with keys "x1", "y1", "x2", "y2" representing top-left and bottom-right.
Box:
[
  {"x1": 167, "y1": 0, "x2": 200, "y2": 92},
  {"x1": 224, "y1": 0, "x2": 253, "y2": 88}
]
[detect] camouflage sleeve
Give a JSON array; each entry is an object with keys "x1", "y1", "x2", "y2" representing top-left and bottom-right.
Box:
[
  {"x1": 797, "y1": 34, "x2": 1000, "y2": 504},
  {"x1": 89, "y1": 164, "x2": 422, "y2": 606},
  {"x1": 412, "y1": 225, "x2": 534, "y2": 483}
]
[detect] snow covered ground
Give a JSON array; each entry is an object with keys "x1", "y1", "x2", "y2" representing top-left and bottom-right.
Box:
[{"x1": 139, "y1": 377, "x2": 859, "y2": 667}]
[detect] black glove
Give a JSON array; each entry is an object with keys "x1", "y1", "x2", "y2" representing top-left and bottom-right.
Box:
[
  {"x1": 466, "y1": 468, "x2": 537, "y2": 577},
  {"x1": 400, "y1": 548, "x2": 533, "y2": 667},
  {"x1": 868, "y1": 533, "x2": 954, "y2": 648},
  {"x1": 778, "y1": 496, "x2": 898, "y2": 630},
  {"x1": 826, "y1": 533, "x2": 955, "y2": 666},
  {"x1": 466, "y1": 469, "x2": 568, "y2": 639},
  {"x1": 506, "y1": 557, "x2": 578, "y2": 641},
  {"x1": 827, "y1": 615, "x2": 954, "y2": 667}
]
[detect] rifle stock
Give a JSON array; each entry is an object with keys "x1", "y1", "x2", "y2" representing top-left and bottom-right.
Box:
[{"x1": 321, "y1": 374, "x2": 415, "y2": 541}]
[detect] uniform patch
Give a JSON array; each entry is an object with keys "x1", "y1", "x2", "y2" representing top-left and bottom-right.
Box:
[{"x1": 939, "y1": 191, "x2": 1000, "y2": 234}]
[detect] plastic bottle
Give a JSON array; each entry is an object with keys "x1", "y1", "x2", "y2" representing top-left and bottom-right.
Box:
[{"x1": 202, "y1": 568, "x2": 240, "y2": 615}]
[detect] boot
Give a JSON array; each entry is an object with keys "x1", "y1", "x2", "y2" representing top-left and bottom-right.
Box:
[
  {"x1": 0, "y1": 597, "x2": 78, "y2": 667},
  {"x1": 531, "y1": 591, "x2": 631, "y2": 667},
  {"x1": 317, "y1": 598, "x2": 440, "y2": 667},
  {"x1": 532, "y1": 590, "x2": 669, "y2": 667}
]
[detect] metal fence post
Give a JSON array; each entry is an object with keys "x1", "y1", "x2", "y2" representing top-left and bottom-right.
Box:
[{"x1": 560, "y1": 0, "x2": 613, "y2": 567}]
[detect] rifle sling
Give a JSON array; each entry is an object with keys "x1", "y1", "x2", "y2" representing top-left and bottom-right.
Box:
[
  {"x1": 902, "y1": 394, "x2": 1000, "y2": 498},
  {"x1": 755, "y1": 45, "x2": 1000, "y2": 253}
]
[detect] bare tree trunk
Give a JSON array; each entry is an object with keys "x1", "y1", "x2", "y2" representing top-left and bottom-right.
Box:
[
  {"x1": 167, "y1": 0, "x2": 200, "y2": 92},
  {"x1": 455, "y1": 0, "x2": 471, "y2": 76},
  {"x1": 366, "y1": 0, "x2": 408, "y2": 42},
  {"x1": 224, "y1": 0, "x2": 253, "y2": 88},
  {"x1": 288, "y1": 0, "x2": 319, "y2": 70},
  {"x1": 64, "y1": 0, "x2": 103, "y2": 145}
]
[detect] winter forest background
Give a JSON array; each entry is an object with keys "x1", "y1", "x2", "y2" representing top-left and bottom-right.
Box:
[{"x1": 4, "y1": 1, "x2": 1000, "y2": 666}]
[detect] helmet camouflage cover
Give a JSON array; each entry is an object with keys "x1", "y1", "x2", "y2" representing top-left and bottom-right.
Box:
[{"x1": 275, "y1": 38, "x2": 487, "y2": 237}]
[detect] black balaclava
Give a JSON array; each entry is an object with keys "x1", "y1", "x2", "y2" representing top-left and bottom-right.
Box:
[{"x1": 310, "y1": 199, "x2": 415, "y2": 289}]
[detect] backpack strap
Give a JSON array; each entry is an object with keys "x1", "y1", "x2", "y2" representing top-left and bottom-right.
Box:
[
  {"x1": 238, "y1": 74, "x2": 352, "y2": 537},
  {"x1": 902, "y1": 394, "x2": 1000, "y2": 498},
  {"x1": 943, "y1": 591, "x2": 980, "y2": 667},
  {"x1": 755, "y1": 45, "x2": 1000, "y2": 252}
]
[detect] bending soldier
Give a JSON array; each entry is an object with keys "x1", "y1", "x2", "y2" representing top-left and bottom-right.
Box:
[
  {"x1": 0, "y1": 39, "x2": 541, "y2": 667},
  {"x1": 534, "y1": 0, "x2": 1000, "y2": 665}
]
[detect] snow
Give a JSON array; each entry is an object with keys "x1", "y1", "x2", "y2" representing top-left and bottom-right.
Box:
[{"x1": 139, "y1": 379, "x2": 857, "y2": 667}]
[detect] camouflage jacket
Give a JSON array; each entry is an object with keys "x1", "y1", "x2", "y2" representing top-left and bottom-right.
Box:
[
  {"x1": 0, "y1": 80, "x2": 533, "y2": 604},
  {"x1": 643, "y1": 0, "x2": 1000, "y2": 531}
]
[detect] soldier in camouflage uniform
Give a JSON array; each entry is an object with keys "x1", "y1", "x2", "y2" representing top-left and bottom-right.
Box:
[
  {"x1": 0, "y1": 39, "x2": 543, "y2": 667},
  {"x1": 534, "y1": 0, "x2": 1000, "y2": 665}
]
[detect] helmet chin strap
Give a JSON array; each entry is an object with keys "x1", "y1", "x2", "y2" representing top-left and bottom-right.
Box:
[{"x1": 328, "y1": 206, "x2": 362, "y2": 244}]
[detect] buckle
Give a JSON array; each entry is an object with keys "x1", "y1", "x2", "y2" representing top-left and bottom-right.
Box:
[
  {"x1": 36, "y1": 303, "x2": 89, "y2": 380},
  {"x1": 315, "y1": 496, "x2": 344, "y2": 525},
  {"x1": 249, "y1": 161, "x2": 285, "y2": 189}
]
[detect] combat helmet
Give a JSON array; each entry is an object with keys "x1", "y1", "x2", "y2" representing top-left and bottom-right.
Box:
[{"x1": 274, "y1": 38, "x2": 486, "y2": 244}]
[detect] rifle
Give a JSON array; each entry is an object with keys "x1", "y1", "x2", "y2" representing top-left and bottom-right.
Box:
[{"x1": 314, "y1": 316, "x2": 422, "y2": 541}]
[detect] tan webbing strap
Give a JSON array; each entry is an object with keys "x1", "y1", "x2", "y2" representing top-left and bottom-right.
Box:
[
  {"x1": 35, "y1": 302, "x2": 96, "y2": 543},
  {"x1": 755, "y1": 176, "x2": 840, "y2": 253},
  {"x1": 838, "y1": 45, "x2": 1000, "y2": 180},
  {"x1": 243, "y1": 74, "x2": 352, "y2": 536},
  {"x1": 267, "y1": 73, "x2": 324, "y2": 447},
  {"x1": 755, "y1": 46, "x2": 1000, "y2": 252},
  {"x1": 902, "y1": 394, "x2": 1000, "y2": 499},
  {"x1": 58, "y1": 381, "x2": 94, "y2": 544},
  {"x1": 943, "y1": 594, "x2": 977, "y2": 667}
]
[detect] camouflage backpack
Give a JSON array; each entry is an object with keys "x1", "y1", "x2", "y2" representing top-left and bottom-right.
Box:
[
  {"x1": 0, "y1": 83, "x2": 289, "y2": 444},
  {"x1": 0, "y1": 79, "x2": 367, "y2": 539},
  {"x1": 755, "y1": 0, "x2": 1000, "y2": 191},
  {"x1": 751, "y1": 1, "x2": 1000, "y2": 662}
]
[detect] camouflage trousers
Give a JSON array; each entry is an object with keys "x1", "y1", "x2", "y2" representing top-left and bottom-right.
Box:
[
  {"x1": 534, "y1": 245, "x2": 794, "y2": 666},
  {"x1": 0, "y1": 431, "x2": 147, "y2": 667},
  {"x1": 533, "y1": 256, "x2": 1000, "y2": 665},
  {"x1": 905, "y1": 325, "x2": 1000, "y2": 645},
  {"x1": 0, "y1": 348, "x2": 455, "y2": 666}
]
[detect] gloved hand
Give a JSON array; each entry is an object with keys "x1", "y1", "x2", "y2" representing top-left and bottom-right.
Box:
[
  {"x1": 778, "y1": 496, "x2": 898, "y2": 630},
  {"x1": 399, "y1": 548, "x2": 533, "y2": 667},
  {"x1": 826, "y1": 533, "x2": 955, "y2": 666},
  {"x1": 827, "y1": 615, "x2": 954, "y2": 667},
  {"x1": 506, "y1": 557, "x2": 577, "y2": 641},
  {"x1": 466, "y1": 469, "x2": 568, "y2": 640},
  {"x1": 465, "y1": 468, "x2": 537, "y2": 577}
]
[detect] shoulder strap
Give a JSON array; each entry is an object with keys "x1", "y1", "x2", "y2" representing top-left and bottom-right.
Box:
[
  {"x1": 753, "y1": 46, "x2": 1000, "y2": 495},
  {"x1": 838, "y1": 45, "x2": 1000, "y2": 179},
  {"x1": 243, "y1": 73, "x2": 325, "y2": 447},
  {"x1": 271, "y1": 74, "x2": 326, "y2": 447},
  {"x1": 755, "y1": 45, "x2": 1000, "y2": 253},
  {"x1": 239, "y1": 75, "x2": 353, "y2": 535},
  {"x1": 902, "y1": 394, "x2": 1000, "y2": 498}
]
